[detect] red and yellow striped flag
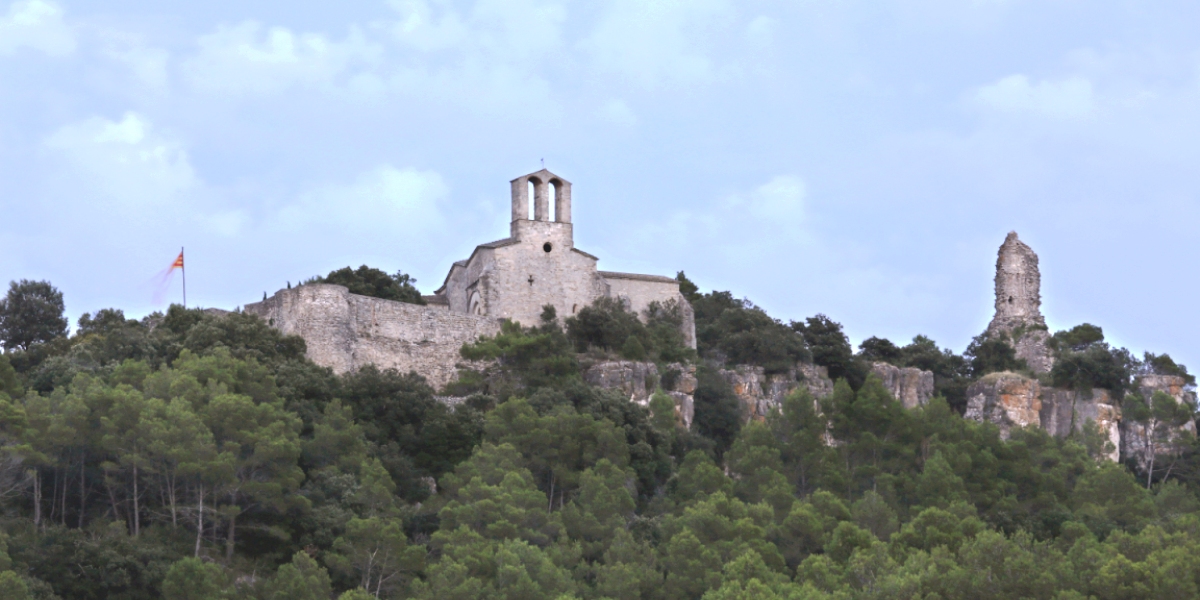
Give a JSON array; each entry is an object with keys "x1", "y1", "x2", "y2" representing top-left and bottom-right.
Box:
[{"x1": 170, "y1": 251, "x2": 184, "y2": 270}]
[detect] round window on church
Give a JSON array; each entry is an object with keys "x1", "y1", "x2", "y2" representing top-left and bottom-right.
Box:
[{"x1": 543, "y1": 242, "x2": 552, "y2": 253}]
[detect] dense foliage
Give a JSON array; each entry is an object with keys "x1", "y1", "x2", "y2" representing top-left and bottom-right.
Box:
[
  {"x1": 305, "y1": 266, "x2": 425, "y2": 305},
  {"x1": 0, "y1": 277, "x2": 1197, "y2": 600}
]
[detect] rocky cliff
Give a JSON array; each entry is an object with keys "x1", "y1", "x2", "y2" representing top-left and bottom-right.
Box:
[
  {"x1": 964, "y1": 372, "x2": 1044, "y2": 440},
  {"x1": 582, "y1": 361, "x2": 836, "y2": 427},
  {"x1": 870, "y1": 362, "x2": 935, "y2": 409},
  {"x1": 1121, "y1": 375, "x2": 1198, "y2": 470}
]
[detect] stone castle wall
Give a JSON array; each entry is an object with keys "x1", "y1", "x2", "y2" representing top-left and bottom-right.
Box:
[
  {"x1": 243, "y1": 284, "x2": 500, "y2": 389},
  {"x1": 601, "y1": 272, "x2": 697, "y2": 348}
]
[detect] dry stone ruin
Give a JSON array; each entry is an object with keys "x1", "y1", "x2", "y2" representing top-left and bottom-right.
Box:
[{"x1": 985, "y1": 232, "x2": 1055, "y2": 373}]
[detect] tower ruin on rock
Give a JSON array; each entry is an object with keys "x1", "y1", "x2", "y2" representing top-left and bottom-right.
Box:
[
  {"x1": 984, "y1": 232, "x2": 1054, "y2": 373},
  {"x1": 244, "y1": 169, "x2": 696, "y2": 388}
]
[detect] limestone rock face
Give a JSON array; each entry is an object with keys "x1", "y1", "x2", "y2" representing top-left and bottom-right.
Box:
[
  {"x1": 583, "y1": 360, "x2": 659, "y2": 403},
  {"x1": 1121, "y1": 375, "x2": 1198, "y2": 470},
  {"x1": 984, "y1": 232, "x2": 1054, "y2": 373},
  {"x1": 1040, "y1": 388, "x2": 1122, "y2": 462},
  {"x1": 870, "y1": 362, "x2": 935, "y2": 409},
  {"x1": 964, "y1": 373, "x2": 1042, "y2": 439},
  {"x1": 719, "y1": 364, "x2": 835, "y2": 421},
  {"x1": 583, "y1": 361, "x2": 697, "y2": 428},
  {"x1": 798, "y1": 363, "x2": 835, "y2": 399}
]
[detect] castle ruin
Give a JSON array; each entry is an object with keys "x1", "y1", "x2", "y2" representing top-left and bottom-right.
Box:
[
  {"x1": 245, "y1": 169, "x2": 695, "y2": 388},
  {"x1": 985, "y1": 232, "x2": 1054, "y2": 373}
]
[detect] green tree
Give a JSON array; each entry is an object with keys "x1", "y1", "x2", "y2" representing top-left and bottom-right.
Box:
[
  {"x1": 0, "y1": 354, "x2": 20, "y2": 398},
  {"x1": 0, "y1": 280, "x2": 68, "y2": 351},
  {"x1": 793, "y1": 314, "x2": 865, "y2": 388},
  {"x1": 162, "y1": 558, "x2": 229, "y2": 600},
  {"x1": 691, "y1": 292, "x2": 808, "y2": 374},
  {"x1": 965, "y1": 334, "x2": 1026, "y2": 377},
  {"x1": 436, "y1": 442, "x2": 561, "y2": 546},
  {"x1": 202, "y1": 390, "x2": 304, "y2": 559},
  {"x1": 1124, "y1": 391, "x2": 1195, "y2": 488},
  {"x1": 271, "y1": 551, "x2": 332, "y2": 600},
  {"x1": 560, "y1": 458, "x2": 636, "y2": 561},
  {"x1": 593, "y1": 528, "x2": 663, "y2": 600},
  {"x1": 328, "y1": 517, "x2": 424, "y2": 598},
  {"x1": 670, "y1": 450, "x2": 733, "y2": 506},
  {"x1": 725, "y1": 421, "x2": 793, "y2": 513},
  {"x1": 693, "y1": 366, "x2": 742, "y2": 457}
]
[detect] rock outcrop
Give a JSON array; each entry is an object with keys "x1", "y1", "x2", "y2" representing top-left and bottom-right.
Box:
[
  {"x1": 984, "y1": 232, "x2": 1054, "y2": 373},
  {"x1": 1120, "y1": 375, "x2": 1198, "y2": 470},
  {"x1": 964, "y1": 371, "x2": 1123, "y2": 458},
  {"x1": 583, "y1": 361, "x2": 836, "y2": 427},
  {"x1": 720, "y1": 364, "x2": 836, "y2": 421},
  {"x1": 964, "y1": 372, "x2": 1043, "y2": 439},
  {"x1": 870, "y1": 362, "x2": 935, "y2": 409},
  {"x1": 582, "y1": 361, "x2": 696, "y2": 428},
  {"x1": 1040, "y1": 388, "x2": 1121, "y2": 462}
]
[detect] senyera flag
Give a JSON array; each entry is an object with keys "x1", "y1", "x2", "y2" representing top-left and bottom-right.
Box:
[{"x1": 154, "y1": 248, "x2": 187, "y2": 307}]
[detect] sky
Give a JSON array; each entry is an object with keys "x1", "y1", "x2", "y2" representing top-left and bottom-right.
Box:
[{"x1": 1, "y1": 0, "x2": 1198, "y2": 368}]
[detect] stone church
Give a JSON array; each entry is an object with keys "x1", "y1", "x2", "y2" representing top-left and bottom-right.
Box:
[{"x1": 245, "y1": 169, "x2": 695, "y2": 388}]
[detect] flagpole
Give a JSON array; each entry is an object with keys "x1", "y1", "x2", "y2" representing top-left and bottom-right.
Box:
[{"x1": 181, "y1": 246, "x2": 187, "y2": 308}]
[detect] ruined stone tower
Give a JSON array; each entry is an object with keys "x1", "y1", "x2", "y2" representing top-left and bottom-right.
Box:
[
  {"x1": 987, "y1": 232, "x2": 1046, "y2": 334},
  {"x1": 984, "y1": 232, "x2": 1054, "y2": 373}
]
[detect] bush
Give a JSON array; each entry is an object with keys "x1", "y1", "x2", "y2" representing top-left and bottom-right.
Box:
[
  {"x1": 965, "y1": 334, "x2": 1026, "y2": 377},
  {"x1": 691, "y1": 291, "x2": 808, "y2": 374},
  {"x1": 308, "y1": 266, "x2": 425, "y2": 304},
  {"x1": 793, "y1": 315, "x2": 865, "y2": 386}
]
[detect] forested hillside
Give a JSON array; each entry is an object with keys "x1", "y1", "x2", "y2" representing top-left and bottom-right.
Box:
[{"x1": 0, "y1": 274, "x2": 1198, "y2": 600}]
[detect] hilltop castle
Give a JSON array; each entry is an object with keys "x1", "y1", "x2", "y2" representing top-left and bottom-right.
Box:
[{"x1": 245, "y1": 169, "x2": 695, "y2": 388}]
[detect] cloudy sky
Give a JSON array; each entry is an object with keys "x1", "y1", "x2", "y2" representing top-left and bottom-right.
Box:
[{"x1": 1, "y1": 0, "x2": 1198, "y2": 366}]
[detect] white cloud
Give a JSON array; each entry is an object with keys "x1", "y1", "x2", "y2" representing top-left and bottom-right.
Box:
[
  {"x1": 44, "y1": 112, "x2": 198, "y2": 206},
  {"x1": 727, "y1": 175, "x2": 806, "y2": 221},
  {"x1": 183, "y1": 21, "x2": 381, "y2": 94},
  {"x1": 0, "y1": 0, "x2": 74, "y2": 56},
  {"x1": 581, "y1": 0, "x2": 734, "y2": 86},
  {"x1": 599, "y1": 98, "x2": 636, "y2": 126},
  {"x1": 277, "y1": 166, "x2": 448, "y2": 236},
  {"x1": 103, "y1": 42, "x2": 171, "y2": 92},
  {"x1": 745, "y1": 15, "x2": 775, "y2": 49},
  {"x1": 973, "y1": 74, "x2": 1097, "y2": 119},
  {"x1": 387, "y1": 0, "x2": 564, "y2": 62}
]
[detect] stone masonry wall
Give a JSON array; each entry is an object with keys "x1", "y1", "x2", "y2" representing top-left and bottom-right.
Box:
[
  {"x1": 601, "y1": 272, "x2": 697, "y2": 349},
  {"x1": 489, "y1": 220, "x2": 610, "y2": 327},
  {"x1": 984, "y1": 232, "x2": 1054, "y2": 373},
  {"x1": 244, "y1": 284, "x2": 500, "y2": 389}
]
